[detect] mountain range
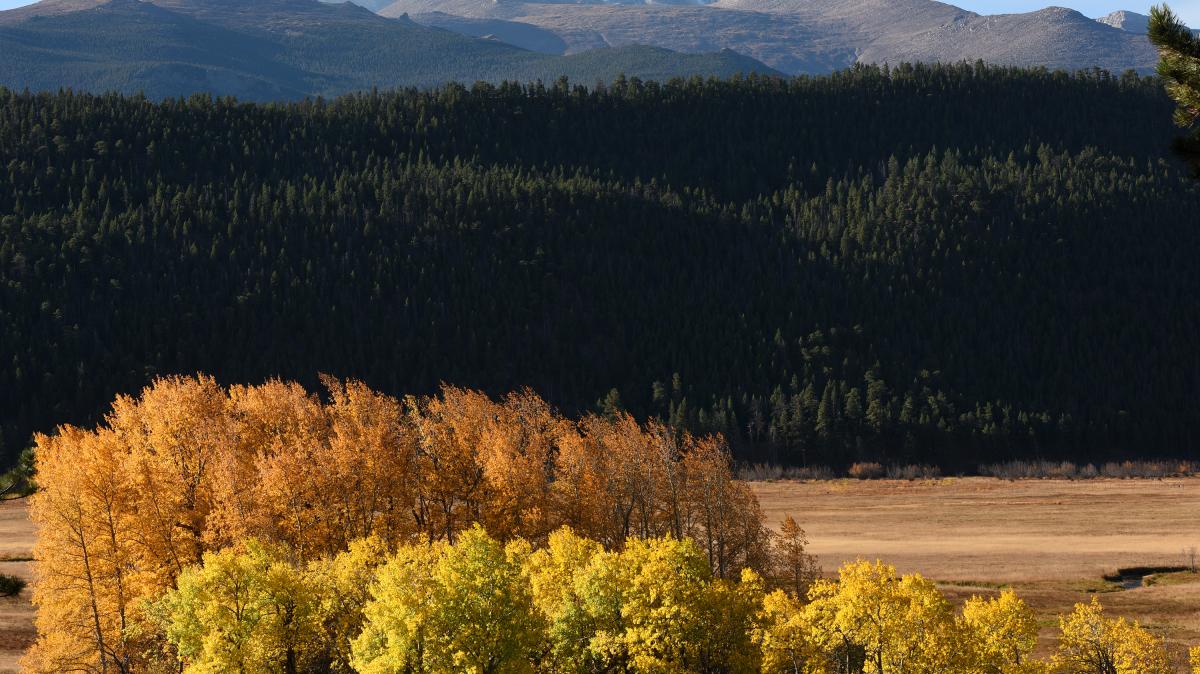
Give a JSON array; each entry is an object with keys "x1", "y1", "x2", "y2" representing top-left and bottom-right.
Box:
[
  {"x1": 0, "y1": 0, "x2": 1191, "y2": 99},
  {"x1": 381, "y1": 0, "x2": 1172, "y2": 76},
  {"x1": 0, "y1": 0, "x2": 778, "y2": 99}
]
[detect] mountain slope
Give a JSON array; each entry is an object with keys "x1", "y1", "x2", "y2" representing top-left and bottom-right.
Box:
[
  {"x1": 410, "y1": 11, "x2": 569, "y2": 53},
  {"x1": 381, "y1": 0, "x2": 1160, "y2": 74},
  {"x1": 0, "y1": 0, "x2": 779, "y2": 98},
  {"x1": 1097, "y1": 9, "x2": 1199, "y2": 36},
  {"x1": 0, "y1": 0, "x2": 316, "y2": 99},
  {"x1": 1097, "y1": 9, "x2": 1150, "y2": 33},
  {"x1": 856, "y1": 6, "x2": 1159, "y2": 72},
  {"x1": 1, "y1": 70, "x2": 1195, "y2": 469}
]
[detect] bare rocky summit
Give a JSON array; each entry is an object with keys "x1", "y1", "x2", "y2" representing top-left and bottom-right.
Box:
[
  {"x1": 1096, "y1": 9, "x2": 1199, "y2": 36},
  {"x1": 379, "y1": 0, "x2": 1168, "y2": 73}
]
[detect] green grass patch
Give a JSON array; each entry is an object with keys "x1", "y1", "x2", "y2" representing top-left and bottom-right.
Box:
[
  {"x1": 0, "y1": 573, "x2": 26, "y2": 597},
  {"x1": 1143, "y1": 570, "x2": 1200, "y2": 587},
  {"x1": 1067, "y1": 579, "x2": 1124, "y2": 594}
]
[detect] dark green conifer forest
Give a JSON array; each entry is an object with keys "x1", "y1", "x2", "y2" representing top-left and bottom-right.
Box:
[{"x1": 1, "y1": 63, "x2": 1197, "y2": 470}]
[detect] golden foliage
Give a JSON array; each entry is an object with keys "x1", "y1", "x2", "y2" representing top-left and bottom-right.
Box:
[
  {"x1": 961, "y1": 590, "x2": 1041, "y2": 674},
  {"x1": 755, "y1": 589, "x2": 827, "y2": 674},
  {"x1": 154, "y1": 539, "x2": 320, "y2": 674},
  {"x1": 1051, "y1": 597, "x2": 1174, "y2": 674},
  {"x1": 26, "y1": 375, "x2": 771, "y2": 671},
  {"x1": 25, "y1": 375, "x2": 1196, "y2": 674},
  {"x1": 351, "y1": 525, "x2": 543, "y2": 674},
  {"x1": 805, "y1": 560, "x2": 965, "y2": 674}
]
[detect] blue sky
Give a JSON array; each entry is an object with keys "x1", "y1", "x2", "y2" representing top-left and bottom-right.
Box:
[
  {"x1": 0, "y1": 0, "x2": 1196, "y2": 27},
  {"x1": 955, "y1": 0, "x2": 1199, "y2": 23}
]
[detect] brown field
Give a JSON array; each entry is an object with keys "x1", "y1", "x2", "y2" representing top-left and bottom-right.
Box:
[
  {"x1": 0, "y1": 500, "x2": 34, "y2": 674},
  {"x1": 753, "y1": 476, "x2": 1200, "y2": 665},
  {"x1": 1, "y1": 477, "x2": 1198, "y2": 670}
]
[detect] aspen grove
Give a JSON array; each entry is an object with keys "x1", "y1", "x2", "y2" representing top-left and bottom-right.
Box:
[{"x1": 23, "y1": 376, "x2": 1198, "y2": 673}]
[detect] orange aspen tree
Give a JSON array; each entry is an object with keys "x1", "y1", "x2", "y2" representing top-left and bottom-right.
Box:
[
  {"x1": 409, "y1": 385, "x2": 493, "y2": 542},
  {"x1": 227, "y1": 379, "x2": 332, "y2": 559},
  {"x1": 550, "y1": 423, "x2": 611, "y2": 543},
  {"x1": 683, "y1": 433, "x2": 772, "y2": 579},
  {"x1": 585, "y1": 413, "x2": 660, "y2": 544},
  {"x1": 773, "y1": 515, "x2": 819, "y2": 598},
  {"x1": 476, "y1": 389, "x2": 567, "y2": 542},
  {"x1": 108, "y1": 375, "x2": 232, "y2": 588},
  {"x1": 644, "y1": 420, "x2": 688, "y2": 540},
  {"x1": 320, "y1": 377, "x2": 419, "y2": 550},
  {"x1": 25, "y1": 427, "x2": 137, "y2": 674}
]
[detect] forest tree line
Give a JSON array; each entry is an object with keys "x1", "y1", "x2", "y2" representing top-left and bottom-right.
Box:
[
  {"x1": 25, "y1": 375, "x2": 1198, "y2": 674},
  {"x1": 2, "y1": 64, "x2": 1199, "y2": 469}
]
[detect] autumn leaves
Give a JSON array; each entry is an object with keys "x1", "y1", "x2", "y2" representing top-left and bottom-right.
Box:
[
  {"x1": 23, "y1": 374, "x2": 1196, "y2": 673},
  {"x1": 148, "y1": 533, "x2": 1186, "y2": 674},
  {"x1": 759, "y1": 561, "x2": 1188, "y2": 674},
  {"x1": 25, "y1": 375, "x2": 773, "y2": 672}
]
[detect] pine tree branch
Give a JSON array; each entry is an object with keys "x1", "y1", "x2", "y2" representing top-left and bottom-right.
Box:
[{"x1": 1150, "y1": 5, "x2": 1200, "y2": 60}]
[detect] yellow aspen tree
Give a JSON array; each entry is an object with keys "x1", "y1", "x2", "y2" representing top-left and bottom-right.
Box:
[
  {"x1": 352, "y1": 525, "x2": 543, "y2": 674},
  {"x1": 25, "y1": 427, "x2": 138, "y2": 674},
  {"x1": 804, "y1": 562, "x2": 872, "y2": 673},
  {"x1": 350, "y1": 538, "x2": 443, "y2": 674},
  {"x1": 755, "y1": 589, "x2": 829, "y2": 674},
  {"x1": 888, "y1": 573, "x2": 967, "y2": 673},
  {"x1": 1052, "y1": 597, "x2": 1173, "y2": 674},
  {"x1": 153, "y1": 539, "x2": 319, "y2": 674},
  {"x1": 806, "y1": 560, "x2": 962, "y2": 674},
  {"x1": 961, "y1": 590, "x2": 1042, "y2": 674},
  {"x1": 523, "y1": 527, "x2": 606, "y2": 672},
  {"x1": 604, "y1": 536, "x2": 714, "y2": 672},
  {"x1": 564, "y1": 533, "x2": 765, "y2": 672},
  {"x1": 570, "y1": 546, "x2": 631, "y2": 670},
  {"x1": 306, "y1": 536, "x2": 391, "y2": 674},
  {"x1": 700, "y1": 569, "x2": 767, "y2": 673}
]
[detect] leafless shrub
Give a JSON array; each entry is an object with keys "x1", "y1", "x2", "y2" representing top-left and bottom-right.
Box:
[
  {"x1": 737, "y1": 463, "x2": 783, "y2": 481},
  {"x1": 979, "y1": 459, "x2": 1199, "y2": 480},
  {"x1": 742, "y1": 458, "x2": 1198, "y2": 482},
  {"x1": 737, "y1": 463, "x2": 837, "y2": 481},
  {"x1": 886, "y1": 464, "x2": 942, "y2": 480},
  {"x1": 1099, "y1": 460, "x2": 1195, "y2": 478},
  {"x1": 798, "y1": 465, "x2": 838, "y2": 481},
  {"x1": 979, "y1": 460, "x2": 1078, "y2": 479}
]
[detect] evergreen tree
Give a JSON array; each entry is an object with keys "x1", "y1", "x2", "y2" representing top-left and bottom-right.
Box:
[{"x1": 1150, "y1": 5, "x2": 1200, "y2": 175}]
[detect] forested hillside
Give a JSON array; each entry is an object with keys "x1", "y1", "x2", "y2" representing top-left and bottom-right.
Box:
[
  {"x1": 0, "y1": 0, "x2": 779, "y2": 99},
  {"x1": 2, "y1": 64, "x2": 1198, "y2": 470}
]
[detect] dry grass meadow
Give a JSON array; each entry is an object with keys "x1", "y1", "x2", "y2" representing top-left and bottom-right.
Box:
[
  {"x1": 1, "y1": 477, "x2": 1198, "y2": 670},
  {"x1": 753, "y1": 477, "x2": 1200, "y2": 665},
  {"x1": 0, "y1": 499, "x2": 34, "y2": 674}
]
